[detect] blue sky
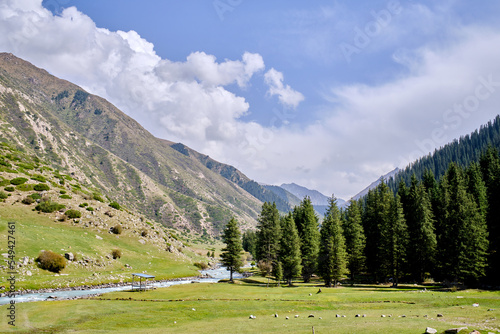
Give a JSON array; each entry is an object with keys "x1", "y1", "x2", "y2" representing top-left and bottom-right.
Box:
[{"x1": 2, "y1": 0, "x2": 500, "y2": 199}]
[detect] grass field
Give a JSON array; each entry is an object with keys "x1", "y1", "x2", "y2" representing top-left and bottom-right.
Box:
[{"x1": 2, "y1": 277, "x2": 499, "y2": 333}]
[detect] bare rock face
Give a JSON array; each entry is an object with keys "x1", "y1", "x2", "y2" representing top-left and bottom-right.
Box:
[{"x1": 64, "y1": 253, "x2": 74, "y2": 261}]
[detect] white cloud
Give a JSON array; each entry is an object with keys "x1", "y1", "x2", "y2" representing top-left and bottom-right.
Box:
[
  {"x1": 1, "y1": 0, "x2": 500, "y2": 201},
  {"x1": 264, "y1": 68, "x2": 304, "y2": 108}
]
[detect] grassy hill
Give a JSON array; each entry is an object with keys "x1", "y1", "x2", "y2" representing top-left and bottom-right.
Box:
[
  {"x1": 0, "y1": 52, "x2": 263, "y2": 236},
  {"x1": 0, "y1": 142, "x2": 220, "y2": 289}
]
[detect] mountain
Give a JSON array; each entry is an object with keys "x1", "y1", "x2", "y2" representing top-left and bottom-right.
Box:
[
  {"x1": 169, "y1": 143, "x2": 292, "y2": 213},
  {"x1": 351, "y1": 168, "x2": 400, "y2": 201},
  {"x1": 262, "y1": 184, "x2": 302, "y2": 208},
  {"x1": 279, "y1": 183, "x2": 346, "y2": 215},
  {"x1": 0, "y1": 52, "x2": 263, "y2": 235}
]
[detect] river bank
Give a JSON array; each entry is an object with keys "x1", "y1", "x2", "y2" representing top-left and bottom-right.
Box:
[{"x1": 0, "y1": 267, "x2": 245, "y2": 304}]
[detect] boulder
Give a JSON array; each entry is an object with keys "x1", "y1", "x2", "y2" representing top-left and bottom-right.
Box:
[
  {"x1": 65, "y1": 253, "x2": 74, "y2": 261},
  {"x1": 425, "y1": 327, "x2": 437, "y2": 334},
  {"x1": 445, "y1": 328, "x2": 468, "y2": 334}
]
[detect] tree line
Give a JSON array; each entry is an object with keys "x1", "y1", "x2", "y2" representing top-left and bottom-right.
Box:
[{"x1": 235, "y1": 147, "x2": 500, "y2": 287}]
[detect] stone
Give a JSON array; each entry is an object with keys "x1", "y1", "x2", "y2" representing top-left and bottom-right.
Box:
[
  {"x1": 381, "y1": 315, "x2": 386, "y2": 318},
  {"x1": 21, "y1": 256, "x2": 29, "y2": 266},
  {"x1": 249, "y1": 315, "x2": 256, "y2": 319},
  {"x1": 425, "y1": 327, "x2": 438, "y2": 334},
  {"x1": 295, "y1": 315, "x2": 299, "y2": 318},
  {"x1": 355, "y1": 314, "x2": 361, "y2": 317},
  {"x1": 65, "y1": 253, "x2": 74, "y2": 261},
  {"x1": 95, "y1": 235, "x2": 103, "y2": 240},
  {"x1": 437, "y1": 313, "x2": 444, "y2": 317},
  {"x1": 362, "y1": 314, "x2": 366, "y2": 317},
  {"x1": 468, "y1": 331, "x2": 481, "y2": 334},
  {"x1": 444, "y1": 328, "x2": 468, "y2": 334},
  {"x1": 336, "y1": 314, "x2": 341, "y2": 318},
  {"x1": 308, "y1": 314, "x2": 314, "y2": 318},
  {"x1": 274, "y1": 313, "x2": 278, "y2": 318},
  {"x1": 285, "y1": 316, "x2": 289, "y2": 320}
]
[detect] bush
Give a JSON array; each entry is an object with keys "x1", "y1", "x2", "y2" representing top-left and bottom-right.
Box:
[
  {"x1": 141, "y1": 230, "x2": 148, "y2": 237},
  {"x1": 79, "y1": 202, "x2": 88, "y2": 207},
  {"x1": 36, "y1": 250, "x2": 66, "y2": 273},
  {"x1": 22, "y1": 197, "x2": 35, "y2": 205},
  {"x1": 193, "y1": 262, "x2": 209, "y2": 270},
  {"x1": 0, "y1": 191, "x2": 8, "y2": 199},
  {"x1": 111, "y1": 249, "x2": 122, "y2": 259},
  {"x1": 111, "y1": 225, "x2": 122, "y2": 235},
  {"x1": 59, "y1": 194, "x2": 72, "y2": 199},
  {"x1": 34, "y1": 183, "x2": 50, "y2": 191},
  {"x1": 86, "y1": 207, "x2": 94, "y2": 212},
  {"x1": 16, "y1": 184, "x2": 34, "y2": 191},
  {"x1": 29, "y1": 193, "x2": 42, "y2": 200},
  {"x1": 65, "y1": 209, "x2": 81, "y2": 219},
  {"x1": 4, "y1": 186, "x2": 14, "y2": 192},
  {"x1": 109, "y1": 201, "x2": 121, "y2": 210},
  {"x1": 59, "y1": 190, "x2": 67, "y2": 194},
  {"x1": 10, "y1": 177, "x2": 28, "y2": 185},
  {"x1": 31, "y1": 174, "x2": 46, "y2": 182},
  {"x1": 92, "y1": 193, "x2": 104, "y2": 202},
  {"x1": 35, "y1": 201, "x2": 65, "y2": 213}
]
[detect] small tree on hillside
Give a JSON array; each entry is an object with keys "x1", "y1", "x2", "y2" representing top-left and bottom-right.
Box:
[{"x1": 221, "y1": 217, "x2": 243, "y2": 283}]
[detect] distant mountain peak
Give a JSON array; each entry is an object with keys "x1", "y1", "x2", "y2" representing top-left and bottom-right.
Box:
[{"x1": 351, "y1": 167, "x2": 400, "y2": 201}]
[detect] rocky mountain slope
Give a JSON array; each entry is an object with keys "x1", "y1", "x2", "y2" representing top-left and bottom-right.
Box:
[{"x1": 0, "y1": 53, "x2": 263, "y2": 235}]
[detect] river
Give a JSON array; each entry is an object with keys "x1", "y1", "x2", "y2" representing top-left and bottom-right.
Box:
[{"x1": 0, "y1": 266, "x2": 242, "y2": 305}]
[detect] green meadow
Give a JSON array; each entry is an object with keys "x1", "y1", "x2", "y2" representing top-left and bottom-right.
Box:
[{"x1": 3, "y1": 278, "x2": 499, "y2": 333}]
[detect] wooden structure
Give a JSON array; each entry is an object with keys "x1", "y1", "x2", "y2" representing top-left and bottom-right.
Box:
[{"x1": 131, "y1": 273, "x2": 155, "y2": 291}]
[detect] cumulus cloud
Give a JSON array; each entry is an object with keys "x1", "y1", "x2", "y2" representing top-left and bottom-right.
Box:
[
  {"x1": 1, "y1": 0, "x2": 500, "y2": 200},
  {"x1": 264, "y1": 68, "x2": 305, "y2": 108}
]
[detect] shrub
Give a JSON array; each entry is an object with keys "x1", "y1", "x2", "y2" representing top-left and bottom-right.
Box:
[
  {"x1": 0, "y1": 179, "x2": 10, "y2": 186},
  {"x1": 59, "y1": 194, "x2": 72, "y2": 199},
  {"x1": 31, "y1": 174, "x2": 46, "y2": 182},
  {"x1": 92, "y1": 193, "x2": 104, "y2": 202},
  {"x1": 109, "y1": 201, "x2": 121, "y2": 210},
  {"x1": 22, "y1": 197, "x2": 35, "y2": 205},
  {"x1": 193, "y1": 262, "x2": 209, "y2": 270},
  {"x1": 0, "y1": 191, "x2": 8, "y2": 200},
  {"x1": 4, "y1": 186, "x2": 14, "y2": 192},
  {"x1": 111, "y1": 225, "x2": 122, "y2": 235},
  {"x1": 35, "y1": 201, "x2": 65, "y2": 213},
  {"x1": 86, "y1": 207, "x2": 94, "y2": 212},
  {"x1": 29, "y1": 193, "x2": 42, "y2": 200},
  {"x1": 79, "y1": 202, "x2": 88, "y2": 207},
  {"x1": 65, "y1": 209, "x2": 81, "y2": 219},
  {"x1": 34, "y1": 183, "x2": 50, "y2": 191},
  {"x1": 16, "y1": 184, "x2": 34, "y2": 191},
  {"x1": 59, "y1": 190, "x2": 67, "y2": 194},
  {"x1": 36, "y1": 250, "x2": 66, "y2": 273},
  {"x1": 111, "y1": 249, "x2": 122, "y2": 259},
  {"x1": 10, "y1": 177, "x2": 28, "y2": 185},
  {"x1": 141, "y1": 230, "x2": 148, "y2": 237}
]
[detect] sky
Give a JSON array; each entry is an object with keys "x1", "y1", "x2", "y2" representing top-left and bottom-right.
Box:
[{"x1": 1, "y1": 0, "x2": 500, "y2": 199}]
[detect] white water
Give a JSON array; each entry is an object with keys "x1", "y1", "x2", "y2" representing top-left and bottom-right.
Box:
[{"x1": 0, "y1": 267, "x2": 242, "y2": 305}]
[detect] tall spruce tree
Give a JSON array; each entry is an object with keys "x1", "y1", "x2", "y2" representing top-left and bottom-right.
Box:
[
  {"x1": 318, "y1": 197, "x2": 348, "y2": 287},
  {"x1": 343, "y1": 200, "x2": 366, "y2": 284},
  {"x1": 480, "y1": 146, "x2": 500, "y2": 283},
  {"x1": 439, "y1": 163, "x2": 489, "y2": 284},
  {"x1": 379, "y1": 194, "x2": 408, "y2": 286},
  {"x1": 220, "y1": 218, "x2": 243, "y2": 283},
  {"x1": 293, "y1": 196, "x2": 320, "y2": 282},
  {"x1": 256, "y1": 202, "x2": 281, "y2": 275},
  {"x1": 279, "y1": 214, "x2": 302, "y2": 286},
  {"x1": 405, "y1": 175, "x2": 437, "y2": 282},
  {"x1": 362, "y1": 181, "x2": 392, "y2": 281}
]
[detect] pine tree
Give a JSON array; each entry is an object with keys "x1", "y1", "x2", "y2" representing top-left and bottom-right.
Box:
[
  {"x1": 479, "y1": 147, "x2": 500, "y2": 282},
  {"x1": 242, "y1": 229, "x2": 258, "y2": 259},
  {"x1": 279, "y1": 214, "x2": 302, "y2": 286},
  {"x1": 362, "y1": 181, "x2": 392, "y2": 281},
  {"x1": 379, "y1": 194, "x2": 408, "y2": 286},
  {"x1": 405, "y1": 176, "x2": 436, "y2": 282},
  {"x1": 220, "y1": 218, "x2": 243, "y2": 282},
  {"x1": 293, "y1": 196, "x2": 320, "y2": 282},
  {"x1": 256, "y1": 202, "x2": 281, "y2": 265},
  {"x1": 343, "y1": 200, "x2": 366, "y2": 284},
  {"x1": 439, "y1": 163, "x2": 489, "y2": 284},
  {"x1": 318, "y1": 197, "x2": 348, "y2": 287}
]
